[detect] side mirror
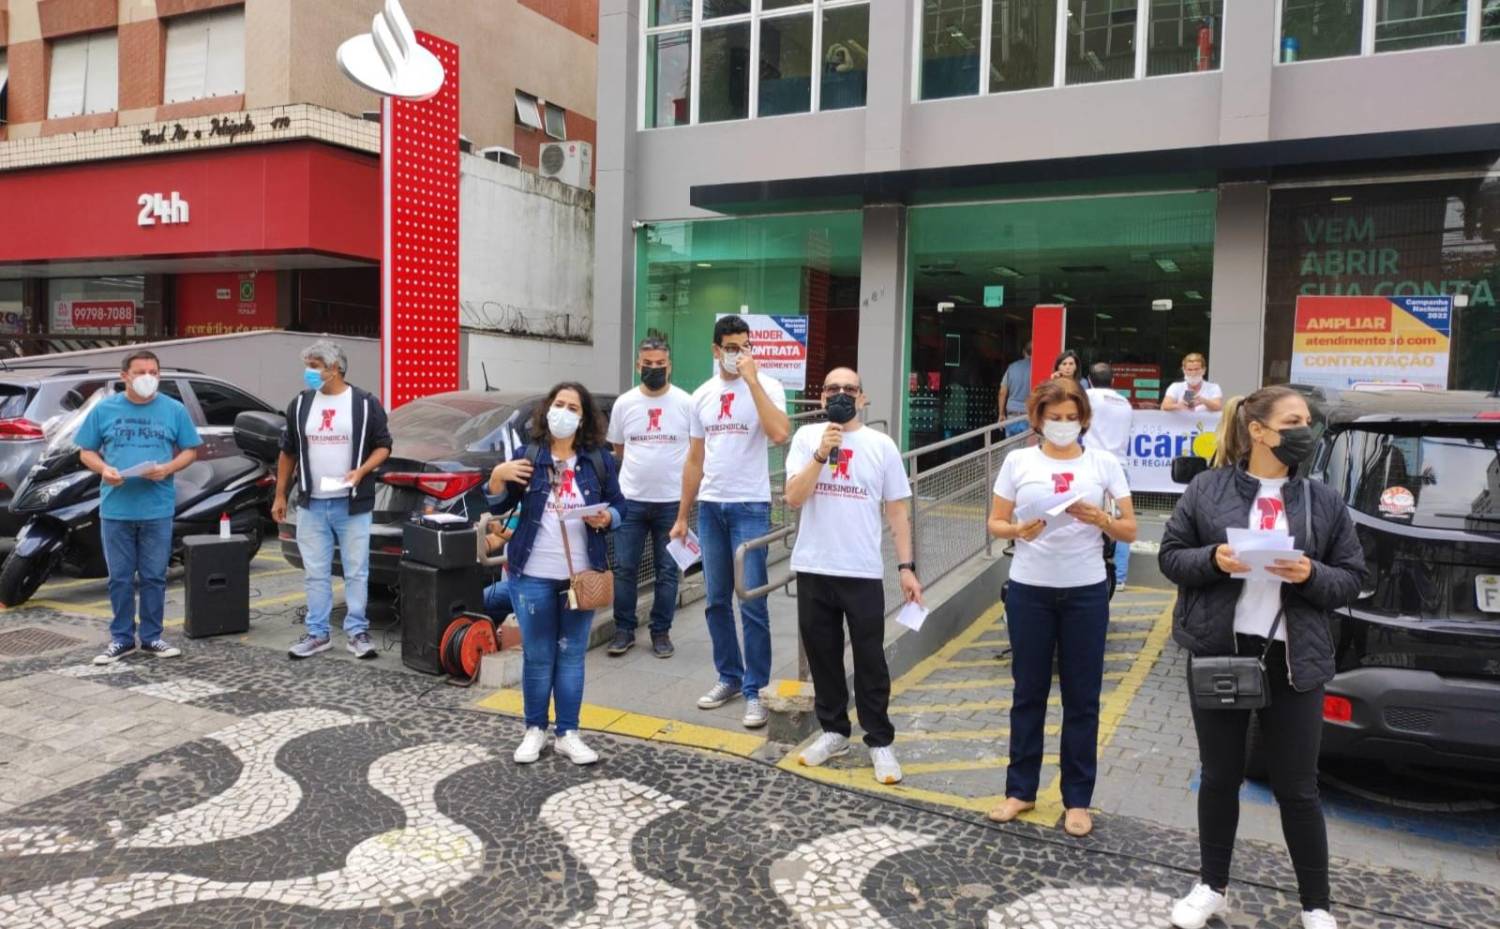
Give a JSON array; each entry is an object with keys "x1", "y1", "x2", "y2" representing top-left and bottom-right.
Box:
[
  {"x1": 1171, "y1": 455, "x2": 1209, "y2": 485},
  {"x1": 61, "y1": 389, "x2": 86, "y2": 412}
]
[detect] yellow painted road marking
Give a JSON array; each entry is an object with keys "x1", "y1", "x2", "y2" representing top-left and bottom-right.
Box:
[
  {"x1": 473, "y1": 690, "x2": 765, "y2": 757},
  {"x1": 902, "y1": 671, "x2": 1127, "y2": 692},
  {"x1": 898, "y1": 755, "x2": 1059, "y2": 776},
  {"x1": 887, "y1": 696, "x2": 1063, "y2": 715},
  {"x1": 888, "y1": 600, "x2": 1007, "y2": 697},
  {"x1": 901, "y1": 724, "x2": 1059, "y2": 741},
  {"x1": 938, "y1": 653, "x2": 1137, "y2": 669},
  {"x1": 14, "y1": 598, "x2": 115, "y2": 619},
  {"x1": 782, "y1": 760, "x2": 1011, "y2": 816}
]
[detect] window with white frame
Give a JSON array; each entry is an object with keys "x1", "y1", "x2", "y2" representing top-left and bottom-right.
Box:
[
  {"x1": 642, "y1": 0, "x2": 870, "y2": 128},
  {"x1": 0, "y1": 50, "x2": 9, "y2": 126},
  {"x1": 1277, "y1": 0, "x2": 1495, "y2": 62},
  {"x1": 515, "y1": 90, "x2": 544, "y2": 130},
  {"x1": 48, "y1": 31, "x2": 117, "y2": 119},
  {"x1": 544, "y1": 102, "x2": 568, "y2": 139},
  {"x1": 163, "y1": 7, "x2": 245, "y2": 104}
]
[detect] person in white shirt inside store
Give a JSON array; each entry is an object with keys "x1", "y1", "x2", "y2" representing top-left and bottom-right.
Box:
[
  {"x1": 606, "y1": 337, "x2": 694, "y2": 658},
  {"x1": 1162, "y1": 352, "x2": 1224, "y2": 413},
  {"x1": 783, "y1": 367, "x2": 922, "y2": 785},
  {"x1": 1085, "y1": 362, "x2": 1136, "y2": 591}
]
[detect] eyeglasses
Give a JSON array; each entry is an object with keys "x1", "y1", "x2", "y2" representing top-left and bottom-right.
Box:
[
  {"x1": 822, "y1": 384, "x2": 861, "y2": 397},
  {"x1": 721, "y1": 343, "x2": 753, "y2": 353}
]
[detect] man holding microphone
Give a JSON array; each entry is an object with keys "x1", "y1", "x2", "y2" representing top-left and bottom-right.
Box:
[{"x1": 784, "y1": 367, "x2": 921, "y2": 784}]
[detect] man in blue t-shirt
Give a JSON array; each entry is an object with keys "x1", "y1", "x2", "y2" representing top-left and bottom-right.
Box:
[
  {"x1": 77, "y1": 350, "x2": 202, "y2": 664},
  {"x1": 997, "y1": 341, "x2": 1033, "y2": 438}
]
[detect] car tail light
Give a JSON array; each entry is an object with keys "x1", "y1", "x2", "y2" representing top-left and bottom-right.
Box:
[
  {"x1": 1323, "y1": 695, "x2": 1353, "y2": 723},
  {"x1": 0, "y1": 418, "x2": 44, "y2": 441},
  {"x1": 1477, "y1": 411, "x2": 1500, "y2": 421},
  {"x1": 380, "y1": 470, "x2": 484, "y2": 501},
  {"x1": 255, "y1": 474, "x2": 276, "y2": 487}
]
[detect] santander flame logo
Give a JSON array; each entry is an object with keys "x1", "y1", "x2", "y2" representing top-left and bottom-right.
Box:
[{"x1": 336, "y1": 0, "x2": 445, "y2": 100}]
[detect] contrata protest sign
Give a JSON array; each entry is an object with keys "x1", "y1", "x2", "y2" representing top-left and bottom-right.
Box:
[
  {"x1": 1121, "y1": 410, "x2": 1222, "y2": 493},
  {"x1": 718, "y1": 313, "x2": 809, "y2": 391},
  {"x1": 1290, "y1": 295, "x2": 1451, "y2": 391}
]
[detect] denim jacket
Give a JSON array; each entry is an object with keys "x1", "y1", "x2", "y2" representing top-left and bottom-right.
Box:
[{"x1": 490, "y1": 443, "x2": 624, "y2": 577}]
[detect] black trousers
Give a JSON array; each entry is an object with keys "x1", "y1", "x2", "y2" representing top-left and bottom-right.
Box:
[
  {"x1": 1190, "y1": 635, "x2": 1330, "y2": 912},
  {"x1": 796, "y1": 572, "x2": 894, "y2": 748}
]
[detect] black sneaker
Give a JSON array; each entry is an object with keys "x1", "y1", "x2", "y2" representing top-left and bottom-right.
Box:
[
  {"x1": 651, "y1": 633, "x2": 675, "y2": 658},
  {"x1": 93, "y1": 640, "x2": 136, "y2": 666},
  {"x1": 606, "y1": 628, "x2": 635, "y2": 656}
]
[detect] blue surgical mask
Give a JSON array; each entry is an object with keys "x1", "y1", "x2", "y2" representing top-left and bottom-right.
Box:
[{"x1": 303, "y1": 368, "x2": 325, "y2": 391}]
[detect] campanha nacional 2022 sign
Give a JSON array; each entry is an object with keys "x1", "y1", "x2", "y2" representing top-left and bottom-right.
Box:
[{"x1": 1290, "y1": 294, "x2": 1453, "y2": 391}]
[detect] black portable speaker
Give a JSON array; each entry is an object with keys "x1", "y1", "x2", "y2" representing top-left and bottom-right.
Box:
[
  {"x1": 182, "y1": 534, "x2": 250, "y2": 639},
  {"x1": 399, "y1": 561, "x2": 485, "y2": 674},
  {"x1": 401, "y1": 519, "x2": 479, "y2": 570}
]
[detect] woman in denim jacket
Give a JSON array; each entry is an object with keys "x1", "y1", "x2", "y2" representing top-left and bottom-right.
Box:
[{"x1": 488, "y1": 382, "x2": 624, "y2": 766}]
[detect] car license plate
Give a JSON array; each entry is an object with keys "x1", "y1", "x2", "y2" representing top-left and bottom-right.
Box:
[{"x1": 1478, "y1": 575, "x2": 1500, "y2": 614}]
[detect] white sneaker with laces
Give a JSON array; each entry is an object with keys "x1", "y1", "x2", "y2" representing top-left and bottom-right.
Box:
[
  {"x1": 1170, "y1": 883, "x2": 1229, "y2": 929},
  {"x1": 554, "y1": 730, "x2": 599, "y2": 765},
  {"x1": 1301, "y1": 910, "x2": 1337, "y2": 929},
  {"x1": 870, "y1": 745, "x2": 902, "y2": 784},
  {"x1": 741, "y1": 697, "x2": 769, "y2": 729},
  {"x1": 513, "y1": 727, "x2": 548, "y2": 764},
  {"x1": 797, "y1": 732, "x2": 850, "y2": 767}
]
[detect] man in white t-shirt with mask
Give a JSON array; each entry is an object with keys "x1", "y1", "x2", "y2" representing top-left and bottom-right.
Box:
[
  {"x1": 784, "y1": 367, "x2": 921, "y2": 785},
  {"x1": 1085, "y1": 361, "x2": 1135, "y2": 589},
  {"x1": 671, "y1": 314, "x2": 791, "y2": 729},
  {"x1": 1163, "y1": 352, "x2": 1224, "y2": 413},
  {"x1": 606, "y1": 337, "x2": 694, "y2": 658}
]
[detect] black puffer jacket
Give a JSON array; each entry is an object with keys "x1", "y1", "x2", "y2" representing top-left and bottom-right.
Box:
[{"x1": 1159, "y1": 465, "x2": 1366, "y2": 691}]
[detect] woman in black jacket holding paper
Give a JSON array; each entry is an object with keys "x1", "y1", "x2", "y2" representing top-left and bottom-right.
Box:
[{"x1": 1159, "y1": 385, "x2": 1364, "y2": 929}]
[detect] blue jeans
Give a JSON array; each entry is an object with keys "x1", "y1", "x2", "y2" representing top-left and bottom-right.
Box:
[
  {"x1": 295, "y1": 497, "x2": 371, "y2": 640},
  {"x1": 698, "y1": 500, "x2": 772, "y2": 700},
  {"x1": 512, "y1": 573, "x2": 593, "y2": 734},
  {"x1": 1004, "y1": 417, "x2": 1029, "y2": 438},
  {"x1": 483, "y1": 576, "x2": 512, "y2": 620},
  {"x1": 1114, "y1": 538, "x2": 1131, "y2": 586},
  {"x1": 1004, "y1": 579, "x2": 1110, "y2": 809},
  {"x1": 612, "y1": 499, "x2": 680, "y2": 635},
  {"x1": 100, "y1": 517, "x2": 173, "y2": 646}
]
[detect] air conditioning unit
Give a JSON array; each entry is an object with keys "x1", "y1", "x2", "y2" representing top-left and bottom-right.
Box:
[
  {"x1": 538, "y1": 140, "x2": 593, "y2": 189},
  {"x1": 478, "y1": 145, "x2": 521, "y2": 168}
]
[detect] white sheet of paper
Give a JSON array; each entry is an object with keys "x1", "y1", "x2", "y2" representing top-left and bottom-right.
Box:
[
  {"x1": 1014, "y1": 491, "x2": 1083, "y2": 538},
  {"x1": 1226, "y1": 527, "x2": 1293, "y2": 552},
  {"x1": 319, "y1": 476, "x2": 353, "y2": 492},
  {"x1": 896, "y1": 601, "x2": 930, "y2": 632},
  {"x1": 1231, "y1": 547, "x2": 1304, "y2": 582},
  {"x1": 559, "y1": 502, "x2": 610, "y2": 521},
  {"x1": 118, "y1": 461, "x2": 157, "y2": 479},
  {"x1": 666, "y1": 530, "x2": 702, "y2": 572},
  {"x1": 420, "y1": 512, "x2": 466, "y2": 525}
]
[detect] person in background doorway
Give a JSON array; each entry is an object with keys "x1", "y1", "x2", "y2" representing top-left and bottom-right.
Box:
[
  {"x1": 607, "y1": 337, "x2": 693, "y2": 658},
  {"x1": 671, "y1": 314, "x2": 792, "y2": 729},
  {"x1": 1085, "y1": 362, "x2": 1136, "y2": 591},
  {"x1": 986, "y1": 379, "x2": 1137, "y2": 838},
  {"x1": 77, "y1": 350, "x2": 201, "y2": 664},
  {"x1": 1162, "y1": 352, "x2": 1224, "y2": 412},
  {"x1": 1052, "y1": 350, "x2": 1088, "y2": 389},
  {"x1": 274, "y1": 340, "x2": 392, "y2": 661},
  {"x1": 997, "y1": 341, "x2": 1033, "y2": 437},
  {"x1": 784, "y1": 367, "x2": 921, "y2": 785}
]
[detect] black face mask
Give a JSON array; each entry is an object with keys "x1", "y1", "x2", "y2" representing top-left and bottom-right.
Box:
[
  {"x1": 1270, "y1": 425, "x2": 1315, "y2": 467},
  {"x1": 640, "y1": 367, "x2": 669, "y2": 390},
  {"x1": 825, "y1": 393, "x2": 857, "y2": 425}
]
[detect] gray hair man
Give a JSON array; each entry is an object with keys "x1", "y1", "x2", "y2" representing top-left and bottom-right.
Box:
[{"x1": 273, "y1": 340, "x2": 393, "y2": 660}]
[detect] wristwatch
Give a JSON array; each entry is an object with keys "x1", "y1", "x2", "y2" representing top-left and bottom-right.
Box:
[
  {"x1": 813, "y1": 452, "x2": 829, "y2": 464},
  {"x1": 897, "y1": 561, "x2": 916, "y2": 574}
]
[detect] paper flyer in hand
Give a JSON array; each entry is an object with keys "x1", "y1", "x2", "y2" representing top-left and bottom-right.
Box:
[
  {"x1": 118, "y1": 461, "x2": 157, "y2": 479},
  {"x1": 666, "y1": 530, "x2": 703, "y2": 572},
  {"x1": 559, "y1": 502, "x2": 610, "y2": 521},
  {"x1": 319, "y1": 476, "x2": 353, "y2": 492},
  {"x1": 1225, "y1": 528, "x2": 1301, "y2": 582},
  {"x1": 895, "y1": 601, "x2": 929, "y2": 632},
  {"x1": 1014, "y1": 492, "x2": 1083, "y2": 538}
]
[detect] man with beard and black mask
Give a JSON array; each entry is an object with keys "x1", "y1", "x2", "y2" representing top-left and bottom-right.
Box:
[
  {"x1": 605, "y1": 337, "x2": 694, "y2": 657},
  {"x1": 782, "y1": 367, "x2": 921, "y2": 785}
]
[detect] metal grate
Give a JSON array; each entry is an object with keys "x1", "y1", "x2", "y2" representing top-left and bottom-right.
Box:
[
  {"x1": 1384, "y1": 706, "x2": 1437, "y2": 733},
  {"x1": 0, "y1": 627, "x2": 85, "y2": 657}
]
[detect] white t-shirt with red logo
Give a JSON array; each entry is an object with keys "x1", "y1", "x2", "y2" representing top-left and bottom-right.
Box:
[
  {"x1": 525, "y1": 456, "x2": 591, "y2": 581},
  {"x1": 689, "y1": 373, "x2": 788, "y2": 503},
  {"x1": 785, "y1": 424, "x2": 912, "y2": 580},
  {"x1": 306, "y1": 388, "x2": 353, "y2": 498},
  {"x1": 1164, "y1": 379, "x2": 1223, "y2": 411},
  {"x1": 607, "y1": 385, "x2": 694, "y2": 503},
  {"x1": 1233, "y1": 476, "x2": 1289, "y2": 641},
  {"x1": 992, "y1": 445, "x2": 1131, "y2": 588}
]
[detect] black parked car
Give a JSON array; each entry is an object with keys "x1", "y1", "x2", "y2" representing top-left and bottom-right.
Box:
[{"x1": 275, "y1": 390, "x2": 616, "y2": 590}]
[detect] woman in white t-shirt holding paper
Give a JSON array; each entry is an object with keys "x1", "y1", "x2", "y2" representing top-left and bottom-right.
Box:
[{"x1": 986, "y1": 379, "x2": 1137, "y2": 838}]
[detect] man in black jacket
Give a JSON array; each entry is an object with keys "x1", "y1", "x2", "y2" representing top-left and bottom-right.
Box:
[{"x1": 272, "y1": 340, "x2": 392, "y2": 660}]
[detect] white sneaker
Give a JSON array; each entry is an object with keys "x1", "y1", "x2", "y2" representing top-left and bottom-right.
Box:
[
  {"x1": 741, "y1": 697, "x2": 769, "y2": 729},
  {"x1": 1170, "y1": 883, "x2": 1229, "y2": 929},
  {"x1": 797, "y1": 731, "x2": 850, "y2": 767},
  {"x1": 554, "y1": 730, "x2": 599, "y2": 766},
  {"x1": 870, "y1": 745, "x2": 903, "y2": 784},
  {"x1": 513, "y1": 727, "x2": 548, "y2": 764},
  {"x1": 1301, "y1": 910, "x2": 1337, "y2": 929}
]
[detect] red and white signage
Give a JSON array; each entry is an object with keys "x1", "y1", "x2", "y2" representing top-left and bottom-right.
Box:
[
  {"x1": 1030, "y1": 304, "x2": 1067, "y2": 392},
  {"x1": 52, "y1": 300, "x2": 139, "y2": 332},
  {"x1": 175, "y1": 272, "x2": 277, "y2": 337}
]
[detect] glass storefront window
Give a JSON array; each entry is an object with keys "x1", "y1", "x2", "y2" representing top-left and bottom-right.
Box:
[
  {"x1": 703, "y1": 0, "x2": 750, "y2": 17},
  {"x1": 645, "y1": 32, "x2": 692, "y2": 128},
  {"x1": 1264, "y1": 175, "x2": 1500, "y2": 391},
  {"x1": 0, "y1": 281, "x2": 25, "y2": 346},
  {"x1": 648, "y1": 0, "x2": 691, "y2": 27},
  {"x1": 1065, "y1": 0, "x2": 1139, "y2": 85},
  {"x1": 1375, "y1": 0, "x2": 1468, "y2": 52},
  {"x1": 821, "y1": 4, "x2": 870, "y2": 110},
  {"x1": 1279, "y1": 0, "x2": 1363, "y2": 62},
  {"x1": 50, "y1": 277, "x2": 146, "y2": 336},
  {"x1": 907, "y1": 192, "x2": 1216, "y2": 448},
  {"x1": 760, "y1": 13, "x2": 814, "y2": 117},
  {"x1": 635, "y1": 213, "x2": 863, "y2": 398},
  {"x1": 990, "y1": 0, "x2": 1058, "y2": 93},
  {"x1": 1486, "y1": 0, "x2": 1500, "y2": 40},
  {"x1": 920, "y1": 0, "x2": 983, "y2": 99},
  {"x1": 700, "y1": 22, "x2": 752, "y2": 123},
  {"x1": 1147, "y1": 0, "x2": 1222, "y2": 75}
]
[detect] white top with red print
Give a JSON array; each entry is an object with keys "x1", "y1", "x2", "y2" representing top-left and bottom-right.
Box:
[
  {"x1": 688, "y1": 373, "x2": 788, "y2": 503},
  {"x1": 525, "y1": 456, "x2": 592, "y2": 581},
  {"x1": 1233, "y1": 476, "x2": 1290, "y2": 641},
  {"x1": 607, "y1": 384, "x2": 694, "y2": 503},
  {"x1": 992, "y1": 445, "x2": 1131, "y2": 589},
  {"x1": 306, "y1": 388, "x2": 354, "y2": 498},
  {"x1": 785, "y1": 423, "x2": 912, "y2": 580}
]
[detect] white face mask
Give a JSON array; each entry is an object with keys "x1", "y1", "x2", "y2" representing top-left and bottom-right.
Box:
[
  {"x1": 718, "y1": 349, "x2": 742, "y2": 375},
  {"x1": 130, "y1": 373, "x2": 160, "y2": 400},
  {"x1": 1042, "y1": 420, "x2": 1082, "y2": 447},
  {"x1": 547, "y1": 407, "x2": 581, "y2": 439},
  {"x1": 1185, "y1": 373, "x2": 1204, "y2": 386}
]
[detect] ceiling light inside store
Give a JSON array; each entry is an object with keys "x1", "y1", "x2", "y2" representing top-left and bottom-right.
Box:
[
  {"x1": 1184, "y1": 290, "x2": 1204, "y2": 300},
  {"x1": 1330, "y1": 195, "x2": 1354, "y2": 203},
  {"x1": 1152, "y1": 299, "x2": 1173, "y2": 312},
  {"x1": 1153, "y1": 257, "x2": 1180, "y2": 273},
  {"x1": 990, "y1": 265, "x2": 1022, "y2": 278},
  {"x1": 1051, "y1": 293, "x2": 1075, "y2": 304},
  {"x1": 1097, "y1": 313, "x2": 1113, "y2": 320},
  {"x1": 696, "y1": 262, "x2": 713, "y2": 268}
]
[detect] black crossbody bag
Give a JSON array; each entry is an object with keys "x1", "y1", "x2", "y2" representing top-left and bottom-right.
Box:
[{"x1": 1188, "y1": 494, "x2": 1312, "y2": 711}]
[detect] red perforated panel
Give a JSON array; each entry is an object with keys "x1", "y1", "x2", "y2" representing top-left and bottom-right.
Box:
[{"x1": 382, "y1": 32, "x2": 460, "y2": 409}]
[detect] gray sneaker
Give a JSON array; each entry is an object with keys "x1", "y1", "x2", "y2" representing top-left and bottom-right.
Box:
[
  {"x1": 742, "y1": 697, "x2": 769, "y2": 729},
  {"x1": 697, "y1": 681, "x2": 741, "y2": 709},
  {"x1": 288, "y1": 634, "x2": 331, "y2": 660},
  {"x1": 347, "y1": 632, "x2": 378, "y2": 660}
]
